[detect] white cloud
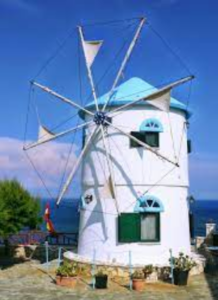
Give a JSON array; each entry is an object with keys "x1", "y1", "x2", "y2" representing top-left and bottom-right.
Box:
[
  {"x1": 0, "y1": 137, "x2": 79, "y2": 196},
  {"x1": 1, "y1": 137, "x2": 217, "y2": 200}
]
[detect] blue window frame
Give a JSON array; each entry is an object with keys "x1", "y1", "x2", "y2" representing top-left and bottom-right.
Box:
[
  {"x1": 134, "y1": 195, "x2": 164, "y2": 213},
  {"x1": 139, "y1": 118, "x2": 163, "y2": 133},
  {"x1": 118, "y1": 195, "x2": 164, "y2": 243},
  {"x1": 130, "y1": 119, "x2": 163, "y2": 148},
  {"x1": 132, "y1": 195, "x2": 164, "y2": 242}
]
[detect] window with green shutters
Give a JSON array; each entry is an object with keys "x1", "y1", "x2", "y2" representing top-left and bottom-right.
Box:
[
  {"x1": 118, "y1": 213, "x2": 140, "y2": 242},
  {"x1": 130, "y1": 130, "x2": 160, "y2": 148},
  {"x1": 118, "y1": 212, "x2": 160, "y2": 243}
]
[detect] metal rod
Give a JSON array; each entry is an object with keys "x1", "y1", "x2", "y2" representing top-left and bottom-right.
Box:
[
  {"x1": 91, "y1": 249, "x2": 96, "y2": 289},
  {"x1": 109, "y1": 75, "x2": 195, "y2": 117},
  {"x1": 57, "y1": 247, "x2": 62, "y2": 267},
  {"x1": 129, "y1": 250, "x2": 133, "y2": 290},
  {"x1": 106, "y1": 121, "x2": 179, "y2": 167},
  {"x1": 78, "y1": 26, "x2": 99, "y2": 111},
  {"x1": 169, "y1": 249, "x2": 174, "y2": 284},
  {"x1": 31, "y1": 81, "x2": 94, "y2": 117},
  {"x1": 24, "y1": 121, "x2": 94, "y2": 150},
  {"x1": 100, "y1": 125, "x2": 120, "y2": 214},
  {"x1": 45, "y1": 241, "x2": 49, "y2": 270},
  {"x1": 56, "y1": 126, "x2": 100, "y2": 206},
  {"x1": 102, "y1": 17, "x2": 146, "y2": 112}
]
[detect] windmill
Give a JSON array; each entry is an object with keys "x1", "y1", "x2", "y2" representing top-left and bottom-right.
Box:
[{"x1": 24, "y1": 17, "x2": 195, "y2": 265}]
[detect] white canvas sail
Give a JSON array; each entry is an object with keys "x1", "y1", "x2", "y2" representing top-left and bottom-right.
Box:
[
  {"x1": 146, "y1": 88, "x2": 171, "y2": 112},
  {"x1": 82, "y1": 40, "x2": 103, "y2": 68},
  {"x1": 38, "y1": 125, "x2": 55, "y2": 142},
  {"x1": 101, "y1": 175, "x2": 115, "y2": 199}
]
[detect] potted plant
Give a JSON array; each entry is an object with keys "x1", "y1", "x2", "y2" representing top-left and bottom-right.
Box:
[
  {"x1": 95, "y1": 269, "x2": 108, "y2": 289},
  {"x1": 143, "y1": 264, "x2": 154, "y2": 278},
  {"x1": 56, "y1": 261, "x2": 78, "y2": 288},
  {"x1": 131, "y1": 270, "x2": 144, "y2": 291},
  {"x1": 170, "y1": 252, "x2": 196, "y2": 286}
]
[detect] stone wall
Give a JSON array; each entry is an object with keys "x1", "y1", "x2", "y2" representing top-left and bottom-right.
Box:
[
  {"x1": 65, "y1": 254, "x2": 204, "y2": 282},
  {"x1": 1, "y1": 244, "x2": 205, "y2": 282}
]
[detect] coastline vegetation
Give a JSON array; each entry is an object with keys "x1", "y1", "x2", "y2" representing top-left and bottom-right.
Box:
[{"x1": 0, "y1": 179, "x2": 42, "y2": 254}]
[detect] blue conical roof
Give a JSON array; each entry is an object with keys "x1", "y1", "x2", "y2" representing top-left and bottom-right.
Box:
[{"x1": 79, "y1": 77, "x2": 190, "y2": 119}]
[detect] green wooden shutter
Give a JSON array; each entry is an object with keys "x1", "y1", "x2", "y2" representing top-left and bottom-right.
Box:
[
  {"x1": 156, "y1": 213, "x2": 160, "y2": 242},
  {"x1": 118, "y1": 213, "x2": 140, "y2": 243},
  {"x1": 187, "y1": 140, "x2": 192, "y2": 154},
  {"x1": 130, "y1": 132, "x2": 144, "y2": 148},
  {"x1": 144, "y1": 132, "x2": 159, "y2": 148}
]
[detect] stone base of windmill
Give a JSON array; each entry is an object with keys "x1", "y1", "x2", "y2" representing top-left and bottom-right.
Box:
[{"x1": 64, "y1": 251, "x2": 205, "y2": 282}]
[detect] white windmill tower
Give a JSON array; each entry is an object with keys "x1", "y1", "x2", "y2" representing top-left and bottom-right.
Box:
[{"x1": 24, "y1": 17, "x2": 194, "y2": 266}]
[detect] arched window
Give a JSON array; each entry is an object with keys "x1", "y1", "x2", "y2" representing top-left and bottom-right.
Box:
[
  {"x1": 140, "y1": 118, "x2": 163, "y2": 133},
  {"x1": 130, "y1": 118, "x2": 163, "y2": 148},
  {"x1": 118, "y1": 195, "x2": 164, "y2": 243},
  {"x1": 134, "y1": 195, "x2": 164, "y2": 213}
]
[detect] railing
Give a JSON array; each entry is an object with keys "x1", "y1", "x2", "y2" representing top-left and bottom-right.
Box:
[
  {"x1": 46, "y1": 232, "x2": 78, "y2": 246},
  {"x1": 0, "y1": 230, "x2": 78, "y2": 246}
]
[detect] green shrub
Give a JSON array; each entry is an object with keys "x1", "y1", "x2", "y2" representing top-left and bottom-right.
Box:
[
  {"x1": 131, "y1": 270, "x2": 144, "y2": 279},
  {"x1": 143, "y1": 264, "x2": 154, "y2": 278},
  {"x1": 170, "y1": 252, "x2": 197, "y2": 271},
  {"x1": 56, "y1": 261, "x2": 78, "y2": 277}
]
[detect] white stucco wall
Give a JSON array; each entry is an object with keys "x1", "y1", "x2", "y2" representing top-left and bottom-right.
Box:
[{"x1": 78, "y1": 106, "x2": 191, "y2": 265}]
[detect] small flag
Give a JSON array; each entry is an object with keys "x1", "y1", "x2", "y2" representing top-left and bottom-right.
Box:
[
  {"x1": 44, "y1": 203, "x2": 55, "y2": 234},
  {"x1": 44, "y1": 203, "x2": 50, "y2": 221},
  {"x1": 46, "y1": 219, "x2": 55, "y2": 233}
]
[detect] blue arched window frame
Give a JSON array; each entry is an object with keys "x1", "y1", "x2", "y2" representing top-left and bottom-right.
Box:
[
  {"x1": 79, "y1": 196, "x2": 86, "y2": 210},
  {"x1": 139, "y1": 118, "x2": 163, "y2": 133},
  {"x1": 134, "y1": 195, "x2": 164, "y2": 213},
  {"x1": 118, "y1": 195, "x2": 164, "y2": 243}
]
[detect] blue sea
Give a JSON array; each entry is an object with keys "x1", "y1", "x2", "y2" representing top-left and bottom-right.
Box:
[
  {"x1": 40, "y1": 198, "x2": 80, "y2": 233},
  {"x1": 190, "y1": 200, "x2": 218, "y2": 237},
  {"x1": 40, "y1": 199, "x2": 218, "y2": 237}
]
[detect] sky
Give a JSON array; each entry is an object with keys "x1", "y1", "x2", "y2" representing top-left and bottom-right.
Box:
[{"x1": 0, "y1": 0, "x2": 218, "y2": 199}]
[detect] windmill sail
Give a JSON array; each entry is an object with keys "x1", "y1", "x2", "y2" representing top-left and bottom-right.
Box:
[
  {"x1": 146, "y1": 88, "x2": 171, "y2": 112},
  {"x1": 82, "y1": 40, "x2": 103, "y2": 68},
  {"x1": 101, "y1": 175, "x2": 115, "y2": 199},
  {"x1": 38, "y1": 125, "x2": 55, "y2": 142}
]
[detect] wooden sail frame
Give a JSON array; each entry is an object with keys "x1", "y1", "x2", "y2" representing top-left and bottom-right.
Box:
[{"x1": 24, "y1": 17, "x2": 195, "y2": 213}]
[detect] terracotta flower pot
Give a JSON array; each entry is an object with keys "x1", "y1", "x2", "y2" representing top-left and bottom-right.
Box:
[
  {"x1": 132, "y1": 278, "x2": 144, "y2": 291},
  {"x1": 56, "y1": 276, "x2": 77, "y2": 288}
]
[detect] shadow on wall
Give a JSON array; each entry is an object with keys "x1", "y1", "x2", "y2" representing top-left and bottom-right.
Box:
[{"x1": 79, "y1": 130, "x2": 139, "y2": 247}]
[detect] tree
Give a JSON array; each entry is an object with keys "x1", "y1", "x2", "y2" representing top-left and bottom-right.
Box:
[{"x1": 0, "y1": 179, "x2": 42, "y2": 253}]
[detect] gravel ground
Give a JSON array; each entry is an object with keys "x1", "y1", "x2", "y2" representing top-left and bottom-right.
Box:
[{"x1": 0, "y1": 261, "x2": 218, "y2": 300}]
